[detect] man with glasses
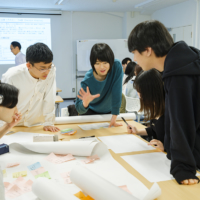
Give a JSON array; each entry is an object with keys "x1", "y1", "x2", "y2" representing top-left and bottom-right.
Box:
[{"x1": 2, "y1": 43, "x2": 60, "y2": 132}]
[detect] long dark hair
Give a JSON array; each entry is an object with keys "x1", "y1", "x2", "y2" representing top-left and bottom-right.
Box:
[
  {"x1": 123, "y1": 61, "x2": 137, "y2": 85},
  {"x1": 0, "y1": 82, "x2": 19, "y2": 109},
  {"x1": 134, "y1": 69, "x2": 165, "y2": 121}
]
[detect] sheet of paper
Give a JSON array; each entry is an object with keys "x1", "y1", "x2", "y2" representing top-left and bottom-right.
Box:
[
  {"x1": 35, "y1": 171, "x2": 51, "y2": 179},
  {"x1": 122, "y1": 152, "x2": 200, "y2": 183},
  {"x1": 13, "y1": 171, "x2": 27, "y2": 178},
  {"x1": 27, "y1": 162, "x2": 42, "y2": 171},
  {"x1": 55, "y1": 113, "x2": 136, "y2": 124},
  {"x1": 98, "y1": 134, "x2": 155, "y2": 153},
  {"x1": 122, "y1": 152, "x2": 173, "y2": 182},
  {"x1": 78, "y1": 123, "x2": 110, "y2": 130}
]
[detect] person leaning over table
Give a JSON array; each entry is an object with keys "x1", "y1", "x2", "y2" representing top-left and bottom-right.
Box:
[
  {"x1": 128, "y1": 20, "x2": 200, "y2": 185},
  {"x1": 0, "y1": 83, "x2": 22, "y2": 200},
  {"x1": 75, "y1": 43, "x2": 123, "y2": 127},
  {"x1": 127, "y1": 69, "x2": 165, "y2": 149},
  {"x1": 2, "y1": 43, "x2": 60, "y2": 132}
]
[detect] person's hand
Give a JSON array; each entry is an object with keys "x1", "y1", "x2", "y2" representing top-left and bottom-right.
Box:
[
  {"x1": 148, "y1": 139, "x2": 164, "y2": 151},
  {"x1": 109, "y1": 115, "x2": 122, "y2": 127},
  {"x1": 77, "y1": 87, "x2": 100, "y2": 108},
  {"x1": 7, "y1": 112, "x2": 22, "y2": 128},
  {"x1": 127, "y1": 125, "x2": 138, "y2": 134},
  {"x1": 43, "y1": 126, "x2": 60, "y2": 132},
  {"x1": 181, "y1": 179, "x2": 199, "y2": 185}
]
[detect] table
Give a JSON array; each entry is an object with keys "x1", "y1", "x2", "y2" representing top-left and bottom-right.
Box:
[
  {"x1": 56, "y1": 87, "x2": 62, "y2": 95},
  {"x1": 55, "y1": 95, "x2": 64, "y2": 117},
  {"x1": 11, "y1": 120, "x2": 200, "y2": 200}
]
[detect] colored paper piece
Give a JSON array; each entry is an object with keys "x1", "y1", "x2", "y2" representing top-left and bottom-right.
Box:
[
  {"x1": 6, "y1": 162, "x2": 20, "y2": 168},
  {"x1": 2, "y1": 169, "x2": 7, "y2": 177},
  {"x1": 61, "y1": 130, "x2": 77, "y2": 135},
  {"x1": 82, "y1": 154, "x2": 100, "y2": 164},
  {"x1": 74, "y1": 191, "x2": 87, "y2": 199},
  {"x1": 119, "y1": 185, "x2": 132, "y2": 194},
  {"x1": 74, "y1": 192, "x2": 94, "y2": 200},
  {"x1": 13, "y1": 171, "x2": 27, "y2": 178},
  {"x1": 61, "y1": 128, "x2": 73, "y2": 133},
  {"x1": 60, "y1": 172, "x2": 72, "y2": 184},
  {"x1": 4, "y1": 182, "x2": 10, "y2": 190},
  {"x1": 35, "y1": 171, "x2": 51, "y2": 179},
  {"x1": 20, "y1": 180, "x2": 33, "y2": 193},
  {"x1": 31, "y1": 167, "x2": 46, "y2": 176},
  {"x1": 6, "y1": 184, "x2": 23, "y2": 199},
  {"x1": 45, "y1": 152, "x2": 75, "y2": 164},
  {"x1": 27, "y1": 162, "x2": 42, "y2": 171}
]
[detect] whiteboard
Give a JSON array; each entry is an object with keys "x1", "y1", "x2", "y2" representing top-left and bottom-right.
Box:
[{"x1": 77, "y1": 39, "x2": 133, "y2": 71}]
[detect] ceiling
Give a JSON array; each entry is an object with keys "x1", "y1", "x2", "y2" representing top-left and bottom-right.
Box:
[{"x1": 0, "y1": 0, "x2": 189, "y2": 15}]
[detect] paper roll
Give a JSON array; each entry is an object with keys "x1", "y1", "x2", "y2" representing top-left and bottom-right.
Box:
[
  {"x1": 70, "y1": 165, "x2": 139, "y2": 200},
  {"x1": 10, "y1": 140, "x2": 98, "y2": 156},
  {"x1": 55, "y1": 113, "x2": 136, "y2": 124},
  {"x1": 32, "y1": 177, "x2": 79, "y2": 200}
]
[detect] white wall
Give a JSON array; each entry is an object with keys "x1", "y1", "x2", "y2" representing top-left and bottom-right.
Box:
[
  {"x1": 123, "y1": 11, "x2": 151, "y2": 39},
  {"x1": 151, "y1": 0, "x2": 199, "y2": 48},
  {"x1": 0, "y1": 11, "x2": 151, "y2": 98}
]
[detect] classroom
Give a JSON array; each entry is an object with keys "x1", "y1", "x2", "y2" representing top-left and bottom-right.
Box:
[{"x1": 0, "y1": 0, "x2": 200, "y2": 199}]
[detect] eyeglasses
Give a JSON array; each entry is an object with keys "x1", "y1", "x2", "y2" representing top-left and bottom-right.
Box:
[{"x1": 33, "y1": 64, "x2": 54, "y2": 73}]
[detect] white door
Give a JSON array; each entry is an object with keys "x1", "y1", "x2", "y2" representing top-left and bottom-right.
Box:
[{"x1": 169, "y1": 25, "x2": 193, "y2": 46}]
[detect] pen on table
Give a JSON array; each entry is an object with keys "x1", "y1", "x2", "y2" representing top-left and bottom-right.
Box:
[
  {"x1": 121, "y1": 117, "x2": 132, "y2": 129},
  {"x1": 79, "y1": 135, "x2": 95, "y2": 139}
]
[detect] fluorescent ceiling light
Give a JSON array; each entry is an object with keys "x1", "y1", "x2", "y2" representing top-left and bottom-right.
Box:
[
  {"x1": 134, "y1": 0, "x2": 156, "y2": 8},
  {"x1": 55, "y1": 0, "x2": 64, "y2": 5}
]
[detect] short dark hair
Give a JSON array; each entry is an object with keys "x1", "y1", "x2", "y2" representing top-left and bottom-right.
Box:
[
  {"x1": 128, "y1": 20, "x2": 174, "y2": 57},
  {"x1": 26, "y1": 43, "x2": 53, "y2": 65},
  {"x1": 90, "y1": 43, "x2": 114, "y2": 74},
  {"x1": 122, "y1": 57, "x2": 132, "y2": 65},
  {"x1": 0, "y1": 82, "x2": 19, "y2": 109},
  {"x1": 11, "y1": 41, "x2": 21, "y2": 50},
  {"x1": 134, "y1": 69, "x2": 165, "y2": 121},
  {"x1": 124, "y1": 61, "x2": 137, "y2": 85}
]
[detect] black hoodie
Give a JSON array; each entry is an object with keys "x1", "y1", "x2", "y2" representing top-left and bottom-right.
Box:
[{"x1": 162, "y1": 41, "x2": 200, "y2": 184}]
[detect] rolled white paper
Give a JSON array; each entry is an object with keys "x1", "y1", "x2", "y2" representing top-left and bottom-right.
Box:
[
  {"x1": 70, "y1": 165, "x2": 139, "y2": 200},
  {"x1": 55, "y1": 113, "x2": 136, "y2": 124},
  {"x1": 32, "y1": 177, "x2": 79, "y2": 200},
  {"x1": 10, "y1": 140, "x2": 98, "y2": 156}
]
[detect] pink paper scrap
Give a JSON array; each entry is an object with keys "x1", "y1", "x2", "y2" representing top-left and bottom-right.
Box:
[
  {"x1": 45, "y1": 153, "x2": 75, "y2": 164},
  {"x1": 82, "y1": 154, "x2": 100, "y2": 164},
  {"x1": 31, "y1": 167, "x2": 46, "y2": 176},
  {"x1": 6, "y1": 162, "x2": 20, "y2": 168},
  {"x1": 119, "y1": 185, "x2": 132, "y2": 194},
  {"x1": 60, "y1": 172, "x2": 72, "y2": 184}
]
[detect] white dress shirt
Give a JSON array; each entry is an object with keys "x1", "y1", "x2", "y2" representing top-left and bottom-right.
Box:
[
  {"x1": 15, "y1": 52, "x2": 26, "y2": 66},
  {"x1": 2, "y1": 64, "x2": 56, "y2": 127}
]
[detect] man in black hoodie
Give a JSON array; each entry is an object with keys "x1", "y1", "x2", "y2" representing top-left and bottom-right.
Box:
[{"x1": 128, "y1": 20, "x2": 200, "y2": 185}]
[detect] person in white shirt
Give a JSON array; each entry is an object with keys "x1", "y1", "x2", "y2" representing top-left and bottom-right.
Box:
[
  {"x1": 0, "y1": 82, "x2": 22, "y2": 200},
  {"x1": 10, "y1": 41, "x2": 26, "y2": 66},
  {"x1": 121, "y1": 57, "x2": 132, "y2": 94},
  {"x1": 124, "y1": 61, "x2": 143, "y2": 98},
  {"x1": 2, "y1": 43, "x2": 59, "y2": 132}
]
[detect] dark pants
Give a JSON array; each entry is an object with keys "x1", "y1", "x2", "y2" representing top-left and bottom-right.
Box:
[{"x1": 80, "y1": 108, "x2": 111, "y2": 115}]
